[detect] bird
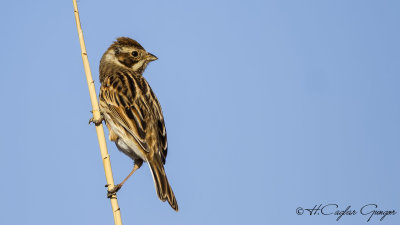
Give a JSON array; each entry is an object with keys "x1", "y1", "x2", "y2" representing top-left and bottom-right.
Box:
[{"x1": 92, "y1": 37, "x2": 178, "y2": 211}]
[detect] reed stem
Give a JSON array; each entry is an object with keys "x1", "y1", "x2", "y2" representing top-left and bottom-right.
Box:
[{"x1": 72, "y1": 1, "x2": 123, "y2": 224}]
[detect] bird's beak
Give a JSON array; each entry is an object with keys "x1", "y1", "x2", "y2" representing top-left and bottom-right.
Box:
[{"x1": 146, "y1": 52, "x2": 158, "y2": 61}]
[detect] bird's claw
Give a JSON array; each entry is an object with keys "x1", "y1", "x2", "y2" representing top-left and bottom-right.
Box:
[
  {"x1": 107, "y1": 184, "x2": 122, "y2": 198},
  {"x1": 89, "y1": 115, "x2": 104, "y2": 126}
]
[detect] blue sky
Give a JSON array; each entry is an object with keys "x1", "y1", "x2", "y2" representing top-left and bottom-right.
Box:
[{"x1": 0, "y1": 0, "x2": 399, "y2": 224}]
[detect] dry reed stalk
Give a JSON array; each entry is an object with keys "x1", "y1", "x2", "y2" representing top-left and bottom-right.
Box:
[{"x1": 72, "y1": 1, "x2": 123, "y2": 224}]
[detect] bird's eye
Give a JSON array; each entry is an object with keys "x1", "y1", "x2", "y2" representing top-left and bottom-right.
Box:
[
  {"x1": 114, "y1": 48, "x2": 120, "y2": 55},
  {"x1": 131, "y1": 51, "x2": 139, "y2": 57}
]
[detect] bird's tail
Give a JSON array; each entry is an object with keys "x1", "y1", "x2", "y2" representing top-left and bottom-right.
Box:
[{"x1": 148, "y1": 157, "x2": 178, "y2": 211}]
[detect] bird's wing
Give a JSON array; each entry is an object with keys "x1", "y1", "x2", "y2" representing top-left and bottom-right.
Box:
[
  {"x1": 146, "y1": 86, "x2": 168, "y2": 164},
  {"x1": 99, "y1": 72, "x2": 149, "y2": 152}
]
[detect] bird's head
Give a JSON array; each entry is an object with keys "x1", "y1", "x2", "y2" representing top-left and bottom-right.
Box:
[{"x1": 102, "y1": 37, "x2": 157, "y2": 74}]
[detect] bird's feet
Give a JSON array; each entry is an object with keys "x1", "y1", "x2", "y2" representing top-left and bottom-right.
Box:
[
  {"x1": 106, "y1": 183, "x2": 122, "y2": 198},
  {"x1": 89, "y1": 113, "x2": 104, "y2": 126}
]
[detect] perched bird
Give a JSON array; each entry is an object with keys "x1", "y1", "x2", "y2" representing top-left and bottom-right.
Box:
[{"x1": 94, "y1": 37, "x2": 178, "y2": 211}]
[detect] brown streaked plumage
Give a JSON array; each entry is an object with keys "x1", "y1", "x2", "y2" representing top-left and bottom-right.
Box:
[{"x1": 97, "y1": 37, "x2": 178, "y2": 211}]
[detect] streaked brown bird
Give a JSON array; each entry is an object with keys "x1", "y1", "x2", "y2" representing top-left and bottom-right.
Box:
[{"x1": 93, "y1": 37, "x2": 178, "y2": 211}]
